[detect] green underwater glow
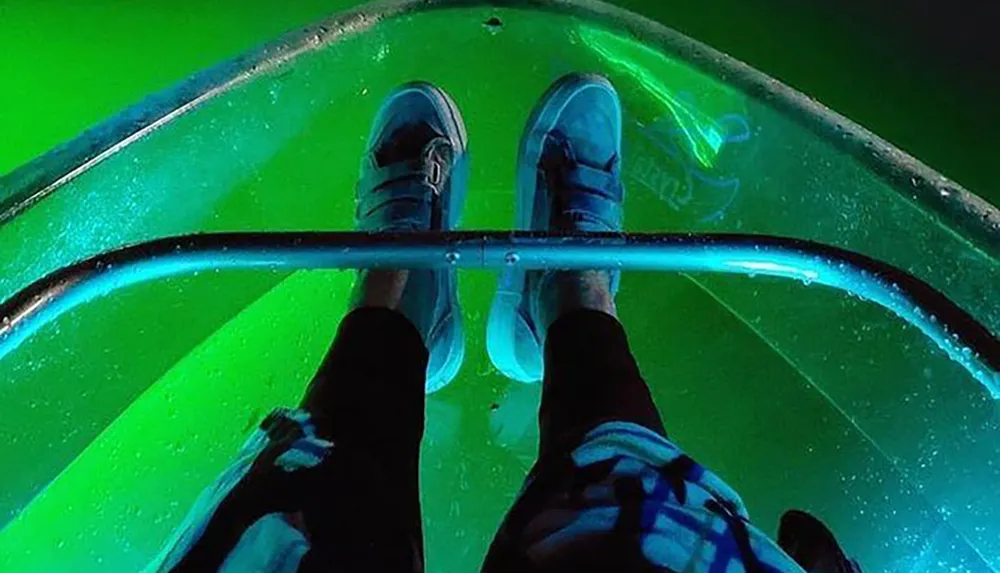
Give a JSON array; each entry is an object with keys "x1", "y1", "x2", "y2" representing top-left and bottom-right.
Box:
[{"x1": 578, "y1": 24, "x2": 726, "y2": 168}]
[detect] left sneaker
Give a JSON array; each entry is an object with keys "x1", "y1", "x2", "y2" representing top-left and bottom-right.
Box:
[{"x1": 356, "y1": 82, "x2": 469, "y2": 392}]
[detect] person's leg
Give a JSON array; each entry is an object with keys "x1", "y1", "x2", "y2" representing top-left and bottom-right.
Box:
[
  {"x1": 165, "y1": 274, "x2": 429, "y2": 572},
  {"x1": 484, "y1": 70, "x2": 666, "y2": 460},
  {"x1": 270, "y1": 79, "x2": 470, "y2": 569},
  {"x1": 483, "y1": 72, "x2": 670, "y2": 571},
  {"x1": 484, "y1": 73, "x2": 857, "y2": 573},
  {"x1": 302, "y1": 270, "x2": 421, "y2": 449},
  {"x1": 294, "y1": 270, "x2": 429, "y2": 570},
  {"x1": 533, "y1": 270, "x2": 665, "y2": 461},
  {"x1": 146, "y1": 82, "x2": 469, "y2": 573}
]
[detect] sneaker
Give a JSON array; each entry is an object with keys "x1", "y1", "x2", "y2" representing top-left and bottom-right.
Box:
[
  {"x1": 777, "y1": 510, "x2": 864, "y2": 573},
  {"x1": 357, "y1": 82, "x2": 468, "y2": 392},
  {"x1": 486, "y1": 73, "x2": 624, "y2": 383}
]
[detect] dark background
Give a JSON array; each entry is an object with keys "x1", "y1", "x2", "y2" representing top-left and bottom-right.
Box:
[
  {"x1": 616, "y1": 0, "x2": 1000, "y2": 204},
  {"x1": 1, "y1": 0, "x2": 998, "y2": 204}
]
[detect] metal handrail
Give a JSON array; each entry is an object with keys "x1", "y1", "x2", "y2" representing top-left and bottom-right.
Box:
[{"x1": 2, "y1": 231, "x2": 998, "y2": 397}]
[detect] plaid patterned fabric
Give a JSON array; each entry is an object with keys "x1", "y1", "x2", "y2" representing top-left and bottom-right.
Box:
[
  {"x1": 145, "y1": 409, "x2": 331, "y2": 573},
  {"x1": 493, "y1": 422, "x2": 807, "y2": 572},
  {"x1": 146, "y1": 411, "x2": 805, "y2": 572}
]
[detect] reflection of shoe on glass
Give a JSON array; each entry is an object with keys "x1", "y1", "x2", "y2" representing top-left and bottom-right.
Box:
[
  {"x1": 357, "y1": 82, "x2": 469, "y2": 392},
  {"x1": 487, "y1": 73, "x2": 624, "y2": 382},
  {"x1": 777, "y1": 510, "x2": 864, "y2": 573}
]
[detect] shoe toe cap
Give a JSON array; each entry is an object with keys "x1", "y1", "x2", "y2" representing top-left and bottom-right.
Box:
[
  {"x1": 553, "y1": 77, "x2": 622, "y2": 168},
  {"x1": 370, "y1": 83, "x2": 463, "y2": 150}
]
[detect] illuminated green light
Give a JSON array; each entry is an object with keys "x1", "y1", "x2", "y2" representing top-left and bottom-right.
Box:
[
  {"x1": 0, "y1": 271, "x2": 349, "y2": 572},
  {"x1": 578, "y1": 25, "x2": 726, "y2": 168}
]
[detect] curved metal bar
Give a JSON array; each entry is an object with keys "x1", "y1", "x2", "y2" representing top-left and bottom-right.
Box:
[
  {"x1": 0, "y1": 0, "x2": 997, "y2": 255},
  {"x1": 1, "y1": 231, "x2": 998, "y2": 397}
]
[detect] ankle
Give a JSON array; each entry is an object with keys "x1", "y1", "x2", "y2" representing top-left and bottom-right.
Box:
[
  {"x1": 351, "y1": 270, "x2": 410, "y2": 311},
  {"x1": 534, "y1": 270, "x2": 618, "y2": 332}
]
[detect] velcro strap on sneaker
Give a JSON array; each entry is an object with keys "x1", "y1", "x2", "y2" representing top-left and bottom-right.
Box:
[
  {"x1": 546, "y1": 158, "x2": 624, "y2": 231},
  {"x1": 561, "y1": 190, "x2": 623, "y2": 231},
  {"x1": 357, "y1": 158, "x2": 442, "y2": 218},
  {"x1": 561, "y1": 161, "x2": 618, "y2": 197}
]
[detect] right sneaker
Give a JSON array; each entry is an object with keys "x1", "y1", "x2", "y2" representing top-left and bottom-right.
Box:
[
  {"x1": 777, "y1": 510, "x2": 864, "y2": 573},
  {"x1": 487, "y1": 74, "x2": 625, "y2": 383}
]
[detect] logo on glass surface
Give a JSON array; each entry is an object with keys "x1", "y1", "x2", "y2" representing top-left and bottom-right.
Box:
[{"x1": 627, "y1": 105, "x2": 752, "y2": 223}]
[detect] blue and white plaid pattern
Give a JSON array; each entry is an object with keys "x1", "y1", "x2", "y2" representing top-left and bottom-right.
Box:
[
  {"x1": 147, "y1": 412, "x2": 804, "y2": 572},
  {"x1": 145, "y1": 408, "x2": 333, "y2": 573},
  {"x1": 513, "y1": 421, "x2": 806, "y2": 572}
]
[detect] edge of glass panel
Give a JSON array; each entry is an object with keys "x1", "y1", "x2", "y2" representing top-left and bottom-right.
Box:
[{"x1": 1, "y1": 0, "x2": 997, "y2": 258}]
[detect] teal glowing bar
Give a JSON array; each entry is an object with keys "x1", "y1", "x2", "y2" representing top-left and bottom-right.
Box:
[{"x1": 1, "y1": 231, "x2": 997, "y2": 397}]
